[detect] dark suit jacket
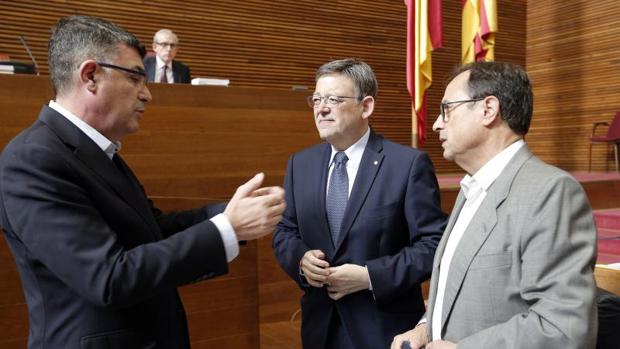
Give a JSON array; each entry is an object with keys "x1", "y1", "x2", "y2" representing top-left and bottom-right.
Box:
[
  {"x1": 144, "y1": 56, "x2": 191, "y2": 84},
  {"x1": 0, "y1": 106, "x2": 228, "y2": 349},
  {"x1": 273, "y1": 131, "x2": 447, "y2": 349}
]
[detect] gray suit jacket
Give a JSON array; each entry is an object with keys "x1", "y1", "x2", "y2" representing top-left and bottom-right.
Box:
[{"x1": 426, "y1": 145, "x2": 597, "y2": 348}]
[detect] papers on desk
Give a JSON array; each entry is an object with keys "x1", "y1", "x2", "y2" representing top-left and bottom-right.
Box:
[
  {"x1": 191, "y1": 77, "x2": 230, "y2": 86},
  {"x1": 0, "y1": 64, "x2": 14, "y2": 74}
]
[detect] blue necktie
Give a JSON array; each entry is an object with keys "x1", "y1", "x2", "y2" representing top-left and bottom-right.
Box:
[{"x1": 327, "y1": 152, "x2": 349, "y2": 245}]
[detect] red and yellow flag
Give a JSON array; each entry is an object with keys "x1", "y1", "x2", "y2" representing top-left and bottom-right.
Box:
[
  {"x1": 405, "y1": 0, "x2": 443, "y2": 147},
  {"x1": 462, "y1": 0, "x2": 497, "y2": 63}
]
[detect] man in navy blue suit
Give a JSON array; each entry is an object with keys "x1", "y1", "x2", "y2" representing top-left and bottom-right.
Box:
[{"x1": 273, "y1": 58, "x2": 447, "y2": 349}]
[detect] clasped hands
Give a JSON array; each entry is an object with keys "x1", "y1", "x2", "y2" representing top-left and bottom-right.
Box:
[
  {"x1": 224, "y1": 173, "x2": 286, "y2": 241},
  {"x1": 300, "y1": 249, "x2": 370, "y2": 300}
]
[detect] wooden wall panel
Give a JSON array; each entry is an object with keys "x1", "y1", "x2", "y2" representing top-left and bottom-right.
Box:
[
  {"x1": 0, "y1": 0, "x2": 526, "y2": 174},
  {"x1": 526, "y1": 1, "x2": 620, "y2": 171}
]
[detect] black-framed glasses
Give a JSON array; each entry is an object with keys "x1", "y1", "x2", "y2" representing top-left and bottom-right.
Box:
[
  {"x1": 439, "y1": 98, "x2": 485, "y2": 123},
  {"x1": 155, "y1": 41, "x2": 178, "y2": 49},
  {"x1": 96, "y1": 62, "x2": 147, "y2": 86},
  {"x1": 307, "y1": 95, "x2": 361, "y2": 108}
]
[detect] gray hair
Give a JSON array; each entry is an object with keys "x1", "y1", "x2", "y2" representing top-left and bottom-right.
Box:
[
  {"x1": 315, "y1": 58, "x2": 378, "y2": 99},
  {"x1": 153, "y1": 29, "x2": 178, "y2": 43},
  {"x1": 48, "y1": 15, "x2": 144, "y2": 96}
]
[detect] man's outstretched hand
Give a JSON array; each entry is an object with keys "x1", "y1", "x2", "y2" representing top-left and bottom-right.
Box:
[{"x1": 224, "y1": 173, "x2": 286, "y2": 241}]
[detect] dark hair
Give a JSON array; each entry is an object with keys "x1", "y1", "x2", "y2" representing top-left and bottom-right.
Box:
[
  {"x1": 48, "y1": 15, "x2": 145, "y2": 96},
  {"x1": 315, "y1": 58, "x2": 378, "y2": 99},
  {"x1": 449, "y1": 61, "x2": 533, "y2": 135}
]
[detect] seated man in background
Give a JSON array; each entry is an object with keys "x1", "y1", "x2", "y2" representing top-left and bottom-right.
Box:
[
  {"x1": 273, "y1": 58, "x2": 447, "y2": 349},
  {"x1": 391, "y1": 62, "x2": 597, "y2": 349},
  {"x1": 0, "y1": 15, "x2": 284, "y2": 349},
  {"x1": 144, "y1": 28, "x2": 191, "y2": 83}
]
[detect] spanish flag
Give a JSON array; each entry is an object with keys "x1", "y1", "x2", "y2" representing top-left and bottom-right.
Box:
[
  {"x1": 405, "y1": 0, "x2": 443, "y2": 147},
  {"x1": 462, "y1": 0, "x2": 497, "y2": 63}
]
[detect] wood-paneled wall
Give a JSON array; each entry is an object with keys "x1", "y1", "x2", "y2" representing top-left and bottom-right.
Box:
[
  {"x1": 526, "y1": 0, "x2": 620, "y2": 172},
  {"x1": 0, "y1": 0, "x2": 527, "y2": 174}
]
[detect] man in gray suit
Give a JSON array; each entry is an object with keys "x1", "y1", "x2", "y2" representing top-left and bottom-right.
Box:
[{"x1": 392, "y1": 62, "x2": 598, "y2": 349}]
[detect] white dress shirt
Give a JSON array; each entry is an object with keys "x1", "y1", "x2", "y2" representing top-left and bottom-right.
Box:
[
  {"x1": 326, "y1": 127, "x2": 370, "y2": 198},
  {"x1": 154, "y1": 56, "x2": 174, "y2": 83},
  {"x1": 48, "y1": 100, "x2": 239, "y2": 261},
  {"x1": 431, "y1": 139, "x2": 525, "y2": 340},
  {"x1": 326, "y1": 127, "x2": 373, "y2": 289}
]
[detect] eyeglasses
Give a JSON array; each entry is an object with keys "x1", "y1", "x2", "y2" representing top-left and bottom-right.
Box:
[
  {"x1": 155, "y1": 41, "x2": 178, "y2": 49},
  {"x1": 307, "y1": 95, "x2": 361, "y2": 108},
  {"x1": 439, "y1": 98, "x2": 485, "y2": 123},
  {"x1": 96, "y1": 62, "x2": 147, "y2": 87}
]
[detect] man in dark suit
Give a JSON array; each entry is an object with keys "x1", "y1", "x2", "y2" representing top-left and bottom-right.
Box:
[
  {"x1": 0, "y1": 16, "x2": 284, "y2": 349},
  {"x1": 272, "y1": 58, "x2": 447, "y2": 349},
  {"x1": 144, "y1": 28, "x2": 191, "y2": 83}
]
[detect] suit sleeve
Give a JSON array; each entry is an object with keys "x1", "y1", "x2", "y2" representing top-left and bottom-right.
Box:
[
  {"x1": 154, "y1": 201, "x2": 227, "y2": 238},
  {"x1": 272, "y1": 155, "x2": 312, "y2": 288},
  {"x1": 0, "y1": 143, "x2": 228, "y2": 308},
  {"x1": 366, "y1": 152, "x2": 447, "y2": 303},
  {"x1": 175, "y1": 61, "x2": 191, "y2": 84},
  {"x1": 457, "y1": 174, "x2": 597, "y2": 349}
]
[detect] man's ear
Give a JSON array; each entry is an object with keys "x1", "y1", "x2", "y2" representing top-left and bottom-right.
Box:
[
  {"x1": 481, "y1": 95, "x2": 500, "y2": 126},
  {"x1": 361, "y1": 96, "x2": 375, "y2": 120},
  {"x1": 78, "y1": 60, "x2": 98, "y2": 93}
]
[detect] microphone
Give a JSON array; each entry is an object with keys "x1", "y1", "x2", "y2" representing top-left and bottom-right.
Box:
[{"x1": 18, "y1": 36, "x2": 39, "y2": 75}]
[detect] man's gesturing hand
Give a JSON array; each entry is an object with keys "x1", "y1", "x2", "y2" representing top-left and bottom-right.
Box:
[{"x1": 224, "y1": 173, "x2": 285, "y2": 241}]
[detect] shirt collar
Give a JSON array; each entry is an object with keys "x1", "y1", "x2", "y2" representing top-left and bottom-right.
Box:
[
  {"x1": 460, "y1": 139, "x2": 525, "y2": 199},
  {"x1": 156, "y1": 55, "x2": 170, "y2": 69},
  {"x1": 329, "y1": 127, "x2": 370, "y2": 166},
  {"x1": 48, "y1": 100, "x2": 121, "y2": 159}
]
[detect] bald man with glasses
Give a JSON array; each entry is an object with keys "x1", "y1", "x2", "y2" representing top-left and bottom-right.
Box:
[{"x1": 144, "y1": 28, "x2": 191, "y2": 83}]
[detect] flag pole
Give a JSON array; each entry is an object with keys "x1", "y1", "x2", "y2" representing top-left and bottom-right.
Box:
[{"x1": 411, "y1": 101, "x2": 418, "y2": 148}]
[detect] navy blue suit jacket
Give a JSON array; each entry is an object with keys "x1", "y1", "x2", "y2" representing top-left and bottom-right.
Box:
[
  {"x1": 144, "y1": 56, "x2": 191, "y2": 84},
  {"x1": 273, "y1": 131, "x2": 447, "y2": 349},
  {"x1": 0, "y1": 106, "x2": 228, "y2": 348}
]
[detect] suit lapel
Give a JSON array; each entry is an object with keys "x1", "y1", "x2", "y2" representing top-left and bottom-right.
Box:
[
  {"x1": 39, "y1": 106, "x2": 161, "y2": 238},
  {"x1": 439, "y1": 145, "x2": 534, "y2": 331},
  {"x1": 333, "y1": 131, "x2": 384, "y2": 254},
  {"x1": 440, "y1": 191, "x2": 498, "y2": 327},
  {"x1": 427, "y1": 190, "x2": 466, "y2": 329},
  {"x1": 316, "y1": 143, "x2": 335, "y2": 255},
  {"x1": 172, "y1": 61, "x2": 181, "y2": 82}
]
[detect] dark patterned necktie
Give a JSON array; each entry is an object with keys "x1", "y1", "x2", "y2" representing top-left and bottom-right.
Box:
[
  {"x1": 160, "y1": 65, "x2": 168, "y2": 83},
  {"x1": 326, "y1": 151, "x2": 349, "y2": 245}
]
